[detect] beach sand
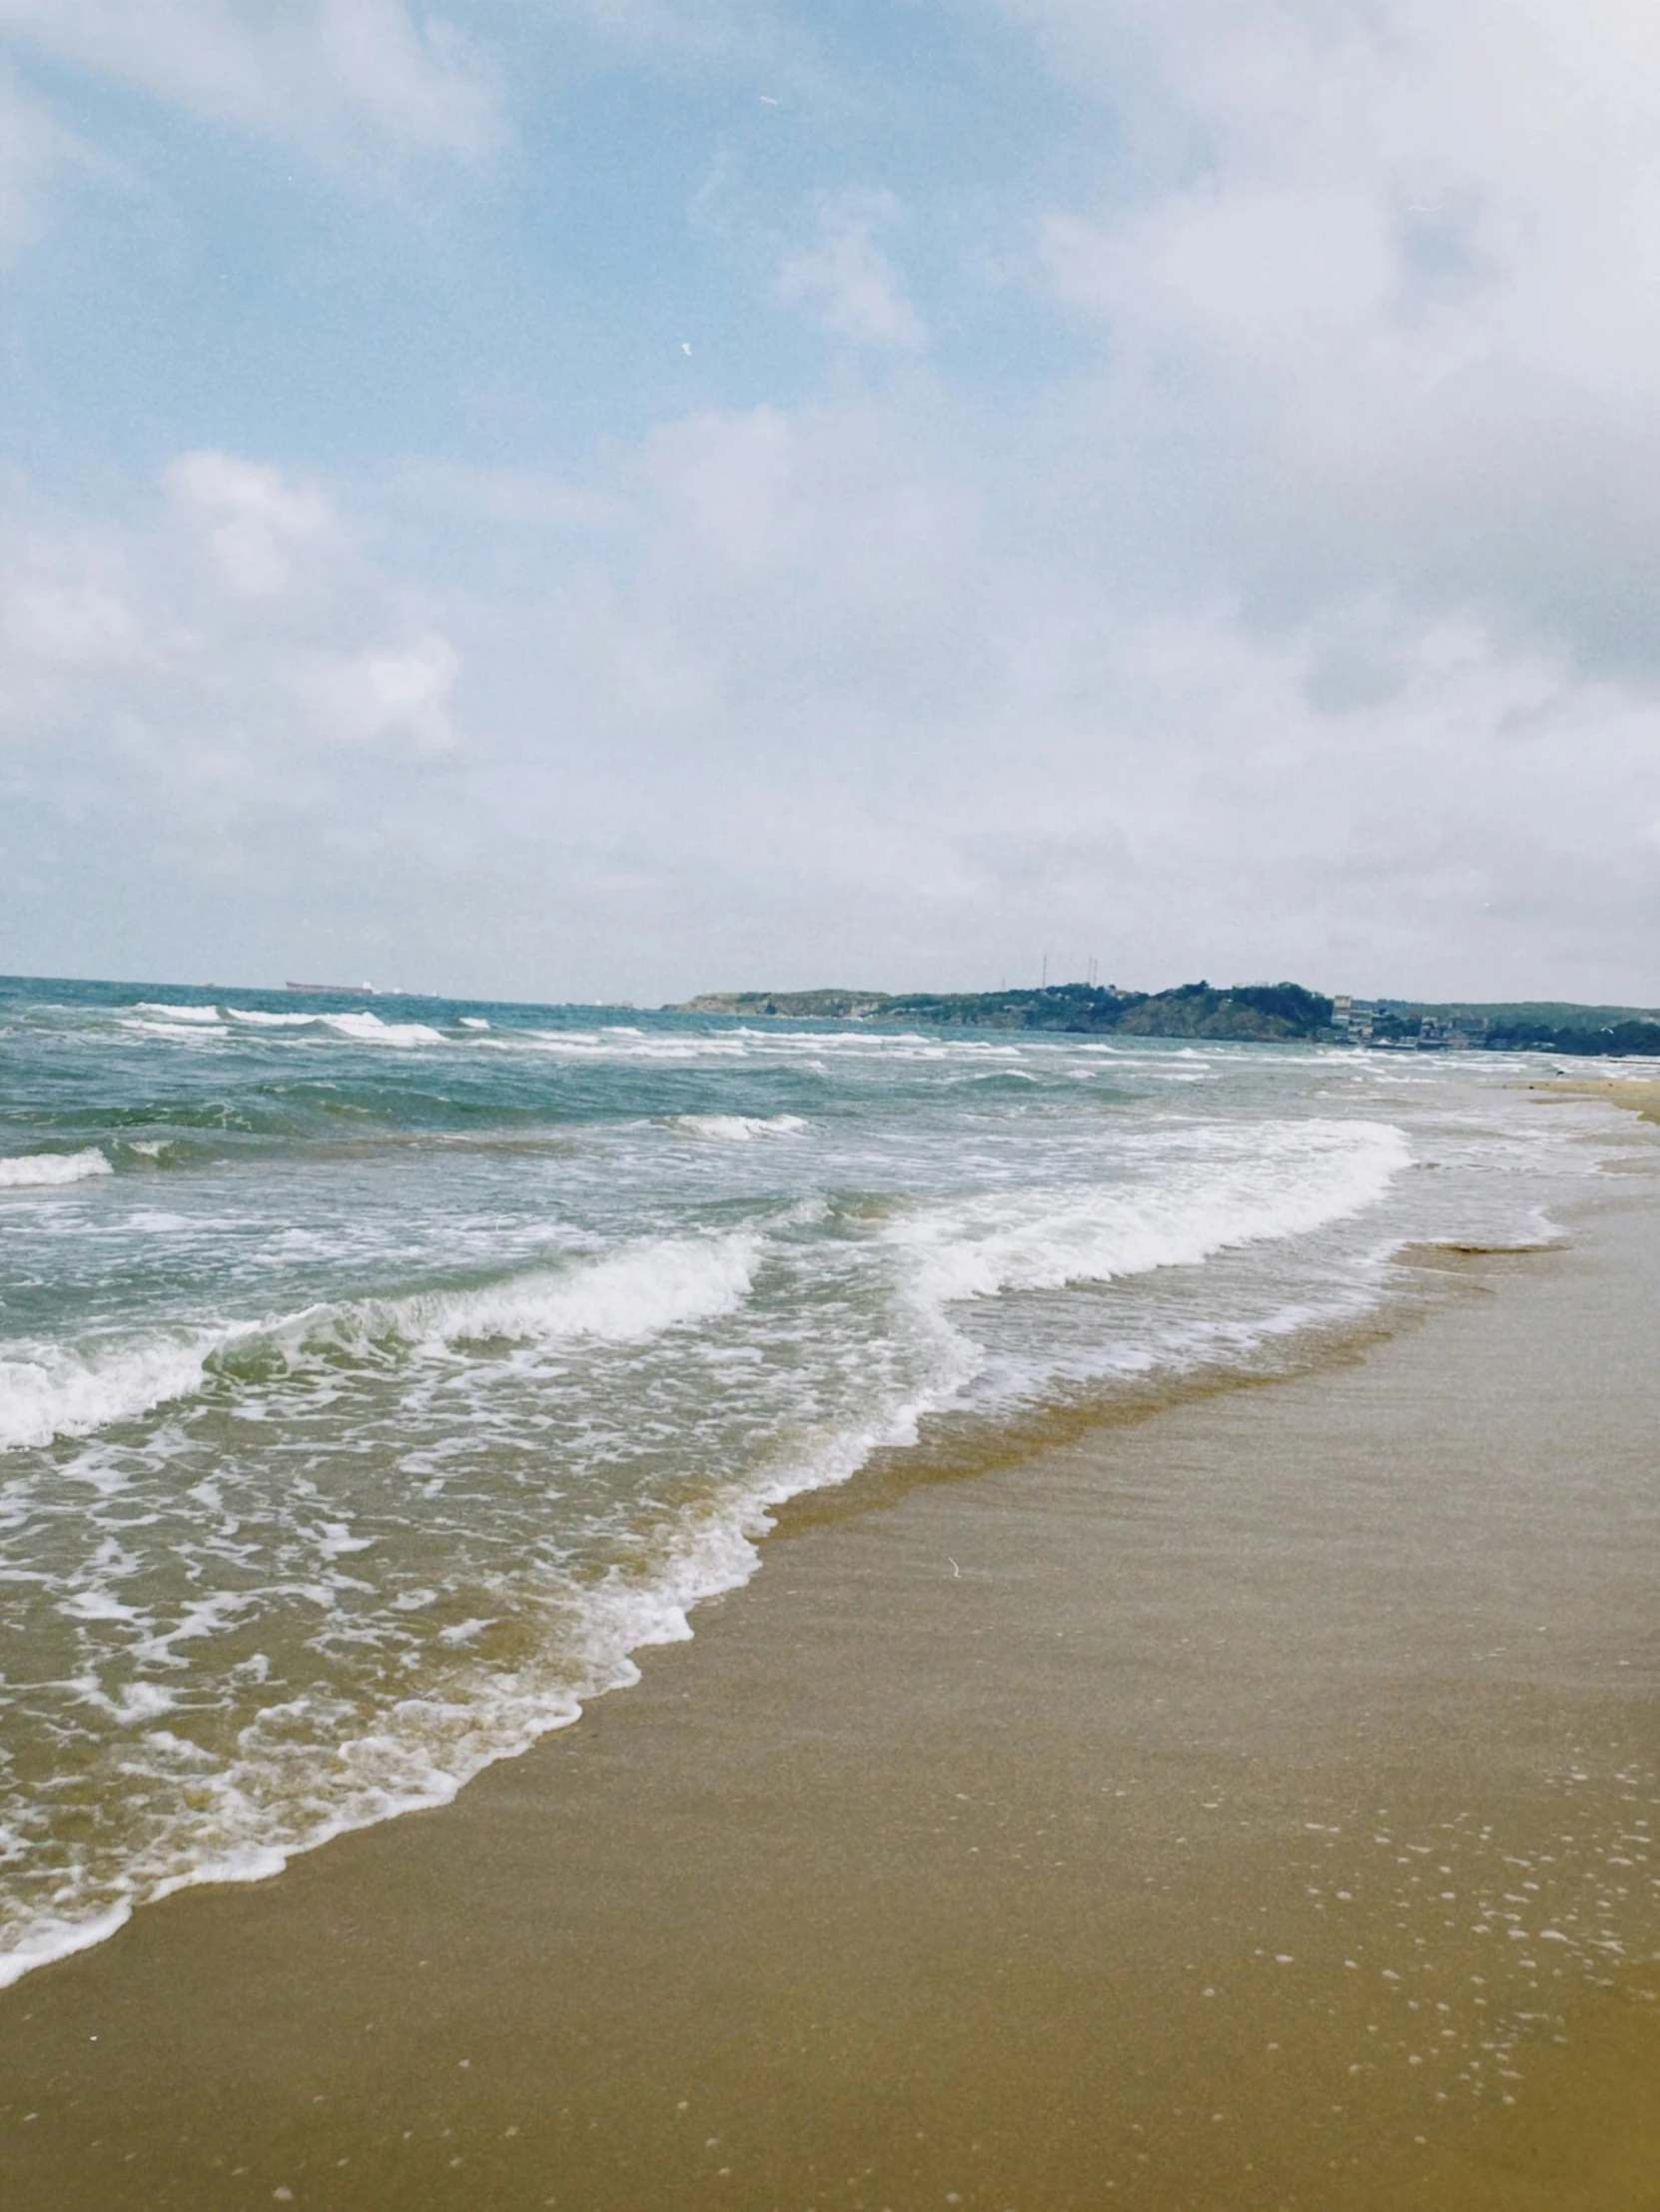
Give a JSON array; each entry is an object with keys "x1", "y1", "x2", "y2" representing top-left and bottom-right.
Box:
[
  {"x1": 1528, "y1": 1077, "x2": 1660, "y2": 1126},
  {"x1": 3, "y1": 1150, "x2": 1659, "y2": 2211}
]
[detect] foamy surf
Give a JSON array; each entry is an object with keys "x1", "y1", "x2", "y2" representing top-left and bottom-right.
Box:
[
  {"x1": 886, "y1": 1121, "x2": 1410, "y2": 1309},
  {"x1": 0, "y1": 1146, "x2": 113, "y2": 1189},
  {"x1": 671, "y1": 1113, "x2": 809, "y2": 1141},
  {"x1": 402, "y1": 1232, "x2": 762, "y2": 1345},
  {"x1": 0, "y1": 1328, "x2": 236, "y2": 1451},
  {"x1": 0, "y1": 1233, "x2": 765, "y2": 1453},
  {"x1": 0, "y1": 1902, "x2": 135, "y2": 1992},
  {"x1": 0, "y1": 1265, "x2": 955, "y2": 1996},
  {"x1": 323, "y1": 1012, "x2": 448, "y2": 1047}
]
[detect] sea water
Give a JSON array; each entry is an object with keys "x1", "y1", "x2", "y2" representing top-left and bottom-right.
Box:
[{"x1": 0, "y1": 976, "x2": 1631, "y2": 1985}]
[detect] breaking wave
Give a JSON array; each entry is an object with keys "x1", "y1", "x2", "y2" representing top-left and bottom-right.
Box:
[
  {"x1": 887, "y1": 1121, "x2": 1409, "y2": 1310},
  {"x1": 0, "y1": 1232, "x2": 764, "y2": 1453},
  {"x1": 0, "y1": 1147, "x2": 113, "y2": 1190}
]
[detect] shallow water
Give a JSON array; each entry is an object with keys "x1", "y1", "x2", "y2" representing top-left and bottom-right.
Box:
[{"x1": 0, "y1": 974, "x2": 1639, "y2": 1985}]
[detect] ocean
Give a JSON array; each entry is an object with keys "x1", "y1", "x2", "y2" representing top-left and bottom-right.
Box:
[{"x1": 0, "y1": 975, "x2": 1623, "y2": 1991}]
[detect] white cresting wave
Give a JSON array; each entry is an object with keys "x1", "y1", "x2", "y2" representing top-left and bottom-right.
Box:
[
  {"x1": 0, "y1": 1232, "x2": 763, "y2": 1454},
  {"x1": 122, "y1": 1005, "x2": 452, "y2": 1047},
  {"x1": 886, "y1": 1120, "x2": 1409, "y2": 1310},
  {"x1": 367, "y1": 1231, "x2": 762, "y2": 1350},
  {"x1": 671, "y1": 1112, "x2": 809, "y2": 1141},
  {"x1": 0, "y1": 1146, "x2": 113, "y2": 1189},
  {"x1": 323, "y1": 1012, "x2": 448, "y2": 1047}
]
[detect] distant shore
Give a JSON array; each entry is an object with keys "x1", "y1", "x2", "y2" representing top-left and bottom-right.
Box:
[{"x1": 677, "y1": 982, "x2": 1660, "y2": 1055}]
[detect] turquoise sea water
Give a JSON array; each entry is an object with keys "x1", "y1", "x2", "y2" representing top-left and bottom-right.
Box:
[{"x1": 0, "y1": 975, "x2": 1633, "y2": 1984}]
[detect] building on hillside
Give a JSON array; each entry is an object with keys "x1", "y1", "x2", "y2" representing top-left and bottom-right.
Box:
[{"x1": 1419, "y1": 1015, "x2": 1490, "y2": 1051}]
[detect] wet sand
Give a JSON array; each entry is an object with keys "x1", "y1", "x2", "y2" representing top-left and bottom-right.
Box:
[
  {"x1": 1528, "y1": 1077, "x2": 1660, "y2": 1127},
  {"x1": 3, "y1": 1155, "x2": 1659, "y2": 2211}
]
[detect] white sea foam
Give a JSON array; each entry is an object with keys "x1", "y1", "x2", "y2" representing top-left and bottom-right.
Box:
[
  {"x1": 383, "y1": 1232, "x2": 762, "y2": 1349},
  {"x1": 0, "y1": 1331, "x2": 221, "y2": 1451},
  {"x1": 122, "y1": 1019, "x2": 229, "y2": 1042},
  {"x1": 225, "y1": 1009, "x2": 319, "y2": 1028},
  {"x1": 458, "y1": 1016, "x2": 490, "y2": 1030},
  {"x1": 0, "y1": 1264, "x2": 943, "y2": 1995},
  {"x1": 0, "y1": 1233, "x2": 763, "y2": 1453},
  {"x1": 884, "y1": 1121, "x2": 1409, "y2": 1311},
  {"x1": 0, "y1": 1901, "x2": 135, "y2": 1991},
  {"x1": 323, "y1": 1013, "x2": 447, "y2": 1048},
  {"x1": 484, "y1": 1025, "x2": 1048, "y2": 1068},
  {"x1": 134, "y1": 1003, "x2": 223, "y2": 1024},
  {"x1": 671, "y1": 1113, "x2": 809, "y2": 1141},
  {"x1": 0, "y1": 1147, "x2": 113, "y2": 1190}
]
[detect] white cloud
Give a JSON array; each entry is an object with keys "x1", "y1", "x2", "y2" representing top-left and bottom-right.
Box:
[
  {"x1": 165, "y1": 450, "x2": 338, "y2": 599},
  {"x1": 1011, "y1": 0, "x2": 1660, "y2": 674},
  {"x1": 0, "y1": 0, "x2": 500, "y2": 166},
  {"x1": 2, "y1": 578, "x2": 141, "y2": 667},
  {"x1": 0, "y1": 451, "x2": 462, "y2": 789},
  {"x1": 436, "y1": 393, "x2": 1660, "y2": 1000},
  {"x1": 778, "y1": 192, "x2": 926, "y2": 351},
  {"x1": 304, "y1": 634, "x2": 459, "y2": 751},
  {"x1": 4, "y1": 392, "x2": 1660, "y2": 1002}
]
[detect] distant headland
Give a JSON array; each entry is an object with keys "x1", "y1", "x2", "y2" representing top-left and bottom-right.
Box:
[{"x1": 675, "y1": 982, "x2": 1660, "y2": 1055}]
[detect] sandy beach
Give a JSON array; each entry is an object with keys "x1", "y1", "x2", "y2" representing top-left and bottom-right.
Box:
[
  {"x1": 1530, "y1": 1078, "x2": 1660, "y2": 1127},
  {"x1": 2, "y1": 1133, "x2": 1658, "y2": 2211}
]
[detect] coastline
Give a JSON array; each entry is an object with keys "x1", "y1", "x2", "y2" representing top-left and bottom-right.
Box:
[{"x1": 3, "y1": 1134, "x2": 1659, "y2": 2209}]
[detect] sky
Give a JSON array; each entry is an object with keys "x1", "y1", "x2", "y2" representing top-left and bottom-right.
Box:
[{"x1": 3, "y1": 0, "x2": 1660, "y2": 1006}]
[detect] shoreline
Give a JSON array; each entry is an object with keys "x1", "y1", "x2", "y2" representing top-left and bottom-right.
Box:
[
  {"x1": 1527, "y1": 1076, "x2": 1660, "y2": 1125},
  {"x1": 3, "y1": 1148, "x2": 1659, "y2": 2208}
]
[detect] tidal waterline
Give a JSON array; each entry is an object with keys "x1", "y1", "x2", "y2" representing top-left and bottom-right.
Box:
[{"x1": 1, "y1": 1119, "x2": 1658, "y2": 2209}]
